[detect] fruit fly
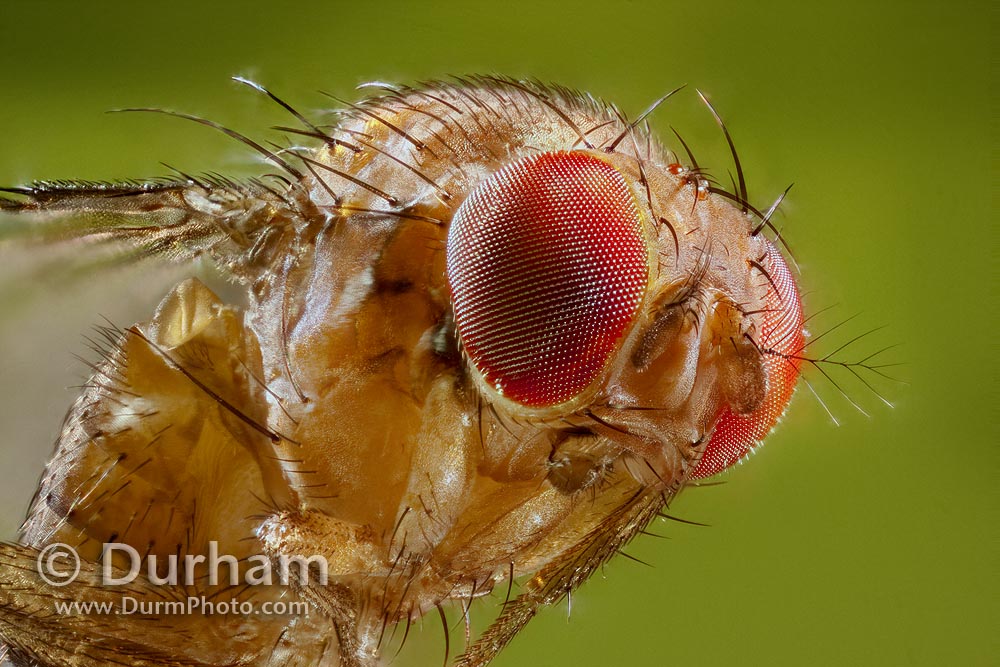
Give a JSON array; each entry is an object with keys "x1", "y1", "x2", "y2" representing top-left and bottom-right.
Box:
[{"x1": 0, "y1": 75, "x2": 809, "y2": 666}]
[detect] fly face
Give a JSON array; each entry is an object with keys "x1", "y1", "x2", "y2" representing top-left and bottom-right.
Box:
[
  {"x1": 445, "y1": 146, "x2": 804, "y2": 484},
  {"x1": 0, "y1": 76, "x2": 809, "y2": 667}
]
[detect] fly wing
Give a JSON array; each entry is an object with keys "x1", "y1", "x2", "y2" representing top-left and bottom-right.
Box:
[
  {"x1": 0, "y1": 177, "x2": 299, "y2": 279},
  {"x1": 0, "y1": 543, "x2": 252, "y2": 667},
  {"x1": 0, "y1": 544, "x2": 341, "y2": 667}
]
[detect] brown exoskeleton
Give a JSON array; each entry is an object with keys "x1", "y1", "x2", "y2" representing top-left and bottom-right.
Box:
[{"x1": 0, "y1": 76, "x2": 807, "y2": 666}]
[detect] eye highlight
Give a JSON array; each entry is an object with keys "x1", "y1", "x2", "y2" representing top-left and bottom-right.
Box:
[{"x1": 446, "y1": 151, "x2": 649, "y2": 409}]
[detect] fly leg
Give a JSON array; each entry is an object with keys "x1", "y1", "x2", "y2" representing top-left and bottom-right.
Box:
[{"x1": 455, "y1": 488, "x2": 664, "y2": 667}]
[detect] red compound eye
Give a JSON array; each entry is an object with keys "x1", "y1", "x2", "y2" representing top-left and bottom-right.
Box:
[
  {"x1": 447, "y1": 151, "x2": 649, "y2": 409},
  {"x1": 693, "y1": 241, "x2": 805, "y2": 478}
]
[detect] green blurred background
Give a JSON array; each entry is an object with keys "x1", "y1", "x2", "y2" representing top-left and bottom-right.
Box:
[{"x1": 0, "y1": 1, "x2": 993, "y2": 665}]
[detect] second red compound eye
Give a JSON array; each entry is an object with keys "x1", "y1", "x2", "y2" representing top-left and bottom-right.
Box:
[
  {"x1": 692, "y1": 241, "x2": 805, "y2": 478},
  {"x1": 446, "y1": 151, "x2": 649, "y2": 409}
]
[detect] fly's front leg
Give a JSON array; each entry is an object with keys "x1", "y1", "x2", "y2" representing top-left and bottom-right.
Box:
[{"x1": 456, "y1": 488, "x2": 665, "y2": 667}]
